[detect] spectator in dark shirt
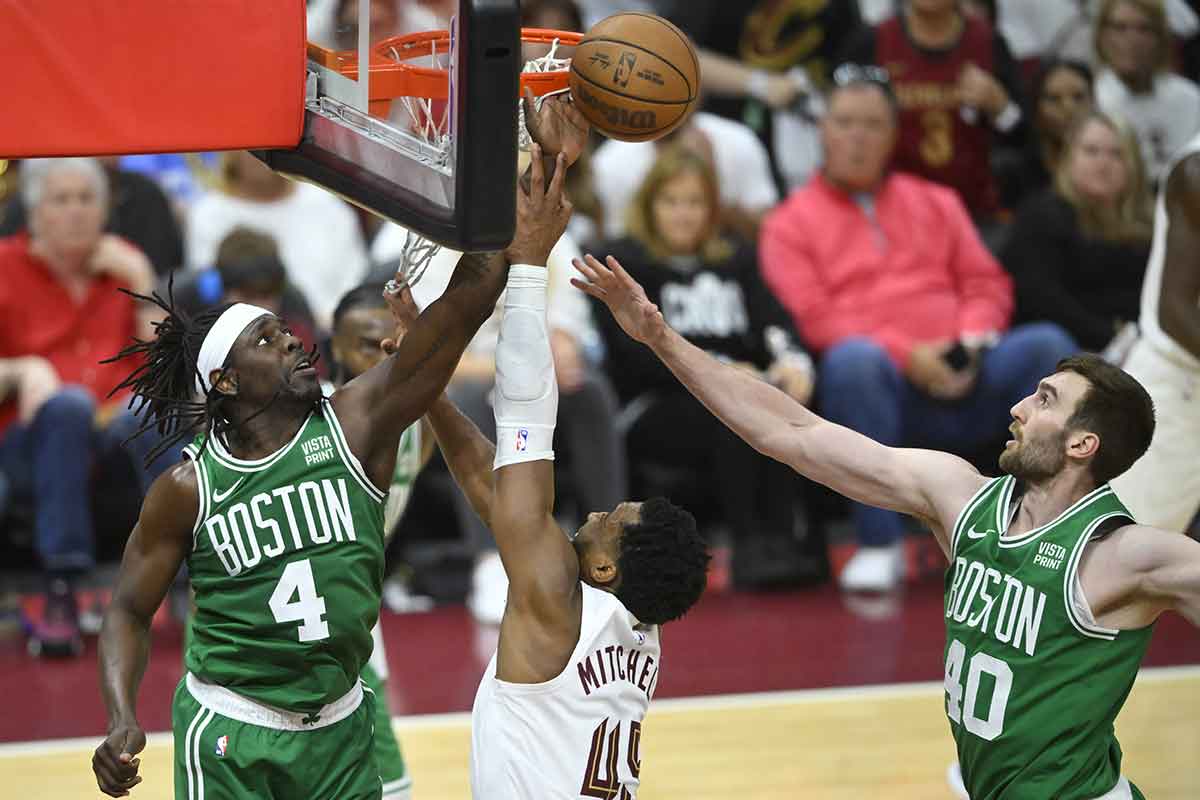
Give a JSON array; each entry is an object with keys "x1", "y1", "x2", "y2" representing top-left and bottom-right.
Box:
[
  {"x1": 666, "y1": 0, "x2": 864, "y2": 187},
  {"x1": 596, "y1": 148, "x2": 825, "y2": 589},
  {"x1": 1002, "y1": 109, "x2": 1153, "y2": 352},
  {"x1": 841, "y1": 0, "x2": 1028, "y2": 223},
  {"x1": 0, "y1": 157, "x2": 183, "y2": 275},
  {"x1": 1000, "y1": 59, "x2": 1095, "y2": 208}
]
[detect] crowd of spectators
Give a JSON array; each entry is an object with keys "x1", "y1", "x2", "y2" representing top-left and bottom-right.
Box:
[{"x1": 3, "y1": 0, "x2": 1200, "y2": 654}]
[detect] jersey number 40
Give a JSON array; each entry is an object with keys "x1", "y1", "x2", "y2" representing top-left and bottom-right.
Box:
[{"x1": 944, "y1": 638, "x2": 1013, "y2": 740}]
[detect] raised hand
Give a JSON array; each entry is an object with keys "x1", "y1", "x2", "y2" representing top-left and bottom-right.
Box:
[
  {"x1": 93, "y1": 721, "x2": 146, "y2": 797},
  {"x1": 380, "y1": 276, "x2": 421, "y2": 355},
  {"x1": 522, "y1": 87, "x2": 591, "y2": 167},
  {"x1": 570, "y1": 254, "x2": 668, "y2": 346},
  {"x1": 506, "y1": 144, "x2": 573, "y2": 267}
]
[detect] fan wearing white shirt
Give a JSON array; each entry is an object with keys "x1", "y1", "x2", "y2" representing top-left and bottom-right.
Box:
[
  {"x1": 591, "y1": 112, "x2": 780, "y2": 241},
  {"x1": 185, "y1": 151, "x2": 369, "y2": 329},
  {"x1": 1094, "y1": 0, "x2": 1200, "y2": 183}
]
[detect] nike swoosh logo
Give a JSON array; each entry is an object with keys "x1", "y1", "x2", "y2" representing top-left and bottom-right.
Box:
[
  {"x1": 966, "y1": 526, "x2": 994, "y2": 540},
  {"x1": 212, "y1": 478, "x2": 247, "y2": 504}
]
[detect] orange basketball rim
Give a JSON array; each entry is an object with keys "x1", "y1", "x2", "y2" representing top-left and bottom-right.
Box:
[{"x1": 307, "y1": 28, "x2": 583, "y2": 120}]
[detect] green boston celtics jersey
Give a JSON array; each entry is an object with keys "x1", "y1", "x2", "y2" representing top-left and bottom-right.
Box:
[
  {"x1": 383, "y1": 423, "x2": 422, "y2": 536},
  {"x1": 182, "y1": 398, "x2": 386, "y2": 715},
  {"x1": 944, "y1": 476, "x2": 1154, "y2": 800}
]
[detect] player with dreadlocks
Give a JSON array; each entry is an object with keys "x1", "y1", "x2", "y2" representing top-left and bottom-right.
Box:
[{"x1": 91, "y1": 132, "x2": 575, "y2": 799}]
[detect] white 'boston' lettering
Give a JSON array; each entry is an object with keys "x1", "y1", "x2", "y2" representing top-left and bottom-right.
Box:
[
  {"x1": 204, "y1": 479, "x2": 365, "y2": 577},
  {"x1": 252, "y1": 493, "x2": 286, "y2": 558},
  {"x1": 948, "y1": 559, "x2": 1048, "y2": 658},
  {"x1": 227, "y1": 503, "x2": 262, "y2": 570},
  {"x1": 298, "y1": 481, "x2": 332, "y2": 544},
  {"x1": 272, "y1": 485, "x2": 305, "y2": 551},
  {"x1": 323, "y1": 479, "x2": 356, "y2": 542},
  {"x1": 205, "y1": 515, "x2": 242, "y2": 576}
]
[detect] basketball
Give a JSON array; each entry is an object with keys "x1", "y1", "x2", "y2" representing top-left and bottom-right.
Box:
[{"x1": 569, "y1": 13, "x2": 700, "y2": 143}]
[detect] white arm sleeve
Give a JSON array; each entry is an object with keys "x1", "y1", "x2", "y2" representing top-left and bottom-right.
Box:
[{"x1": 493, "y1": 265, "x2": 558, "y2": 469}]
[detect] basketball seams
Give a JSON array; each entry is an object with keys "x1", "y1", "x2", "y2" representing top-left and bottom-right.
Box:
[
  {"x1": 569, "y1": 63, "x2": 694, "y2": 108},
  {"x1": 574, "y1": 37, "x2": 696, "y2": 100},
  {"x1": 604, "y1": 12, "x2": 700, "y2": 79}
]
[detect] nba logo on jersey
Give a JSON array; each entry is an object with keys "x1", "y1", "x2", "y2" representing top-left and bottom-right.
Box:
[
  {"x1": 516, "y1": 429, "x2": 528, "y2": 452},
  {"x1": 214, "y1": 735, "x2": 228, "y2": 757}
]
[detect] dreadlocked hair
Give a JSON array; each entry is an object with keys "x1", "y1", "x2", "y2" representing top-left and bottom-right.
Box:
[
  {"x1": 614, "y1": 497, "x2": 710, "y2": 625},
  {"x1": 102, "y1": 279, "x2": 319, "y2": 467}
]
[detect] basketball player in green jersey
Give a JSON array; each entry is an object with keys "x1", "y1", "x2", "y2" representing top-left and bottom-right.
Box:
[
  {"x1": 328, "y1": 282, "x2": 437, "y2": 800},
  {"x1": 576, "y1": 254, "x2": 1200, "y2": 799},
  {"x1": 90, "y1": 143, "x2": 575, "y2": 798}
]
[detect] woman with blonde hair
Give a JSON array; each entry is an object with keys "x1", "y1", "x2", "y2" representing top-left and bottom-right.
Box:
[
  {"x1": 1001, "y1": 109, "x2": 1153, "y2": 352},
  {"x1": 594, "y1": 147, "x2": 825, "y2": 589},
  {"x1": 1094, "y1": 0, "x2": 1200, "y2": 181}
]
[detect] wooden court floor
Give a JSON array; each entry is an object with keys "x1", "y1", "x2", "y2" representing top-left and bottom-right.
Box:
[{"x1": 2, "y1": 666, "x2": 1195, "y2": 799}]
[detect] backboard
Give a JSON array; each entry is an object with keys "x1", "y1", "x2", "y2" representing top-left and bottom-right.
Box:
[{"x1": 254, "y1": 0, "x2": 522, "y2": 251}]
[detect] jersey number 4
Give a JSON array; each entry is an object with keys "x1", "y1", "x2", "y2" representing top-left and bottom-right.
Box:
[
  {"x1": 269, "y1": 559, "x2": 330, "y2": 642},
  {"x1": 944, "y1": 639, "x2": 1013, "y2": 740},
  {"x1": 581, "y1": 718, "x2": 641, "y2": 799}
]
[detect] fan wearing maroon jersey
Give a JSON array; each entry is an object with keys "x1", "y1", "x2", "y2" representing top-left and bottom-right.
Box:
[{"x1": 841, "y1": 0, "x2": 1028, "y2": 224}]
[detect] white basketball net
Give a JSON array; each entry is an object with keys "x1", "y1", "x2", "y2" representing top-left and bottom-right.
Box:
[
  {"x1": 383, "y1": 37, "x2": 454, "y2": 167},
  {"x1": 518, "y1": 38, "x2": 573, "y2": 152},
  {"x1": 381, "y1": 36, "x2": 573, "y2": 156},
  {"x1": 388, "y1": 228, "x2": 442, "y2": 290},
  {"x1": 377, "y1": 37, "x2": 574, "y2": 279}
]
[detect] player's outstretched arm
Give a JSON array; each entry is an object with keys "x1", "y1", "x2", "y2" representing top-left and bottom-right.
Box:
[
  {"x1": 1096, "y1": 525, "x2": 1200, "y2": 629},
  {"x1": 573, "y1": 254, "x2": 986, "y2": 552},
  {"x1": 488, "y1": 257, "x2": 583, "y2": 682},
  {"x1": 334, "y1": 147, "x2": 572, "y2": 489},
  {"x1": 425, "y1": 393, "x2": 498, "y2": 526},
  {"x1": 94, "y1": 463, "x2": 197, "y2": 797}
]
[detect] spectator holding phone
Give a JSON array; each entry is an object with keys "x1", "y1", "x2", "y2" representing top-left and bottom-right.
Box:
[{"x1": 760, "y1": 67, "x2": 1076, "y2": 593}]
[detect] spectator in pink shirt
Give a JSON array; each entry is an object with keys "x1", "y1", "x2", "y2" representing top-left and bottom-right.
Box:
[{"x1": 760, "y1": 67, "x2": 1077, "y2": 593}]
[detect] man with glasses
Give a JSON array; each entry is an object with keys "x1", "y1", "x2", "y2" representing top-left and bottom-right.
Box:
[
  {"x1": 759, "y1": 67, "x2": 1076, "y2": 592},
  {"x1": 1094, "y1": 0, "x2": 1200, "y2": 183},
  {"x1": 840, "y1": 0, "x2": 1027, "y2": 228}
]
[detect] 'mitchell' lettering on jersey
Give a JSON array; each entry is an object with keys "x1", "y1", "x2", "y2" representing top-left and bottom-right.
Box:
[
  {"x1": 578, "y1": 644, "x2": 659, "y2": 699},
  {"x1": 945, "y1": 557, "x2": 1047, "y2": 657},
  {"x1": 301, "y1": 435, "x2": 336, "y2": 466},
  {"x1": 204, "y1": 478, "x2": 358, "y2": 576}
]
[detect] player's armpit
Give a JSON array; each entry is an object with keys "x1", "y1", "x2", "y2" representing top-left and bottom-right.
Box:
[
  {"x1": 490, "y1": 461, "x2": 585, "y2": 683},
  {"x1": 332, "y1": 251, "x2": 509, "y2": 487},
  {"x1": 1124, "y1": 525, "x2": 1200, "y2": 628}
]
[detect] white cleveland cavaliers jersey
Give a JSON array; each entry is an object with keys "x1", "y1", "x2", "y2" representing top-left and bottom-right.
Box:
[
  {"x1": 1138, "y1": 131, "x2": 1200, "y2": 371},
  {"x1": 470, "y1": 583, "x2": 661, "y2": 799}
]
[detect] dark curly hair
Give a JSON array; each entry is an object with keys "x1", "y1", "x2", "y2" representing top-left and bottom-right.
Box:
[{"x1": 615, "y1": 497, "x2": 710, "y2": 625}]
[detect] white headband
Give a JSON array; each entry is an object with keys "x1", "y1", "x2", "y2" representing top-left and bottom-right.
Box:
[{"x1": 195, "y1": 303, "x2": 273, "y2": 394}]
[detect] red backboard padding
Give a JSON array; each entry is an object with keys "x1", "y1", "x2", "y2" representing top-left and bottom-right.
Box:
[{"x1": 0, "y1": 1, "x2": 306, "y2": 157}]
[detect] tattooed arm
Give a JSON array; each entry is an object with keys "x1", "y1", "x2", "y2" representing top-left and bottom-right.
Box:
[{"x1": 334, "y1": 147, "x2": 574, "y2": 490}]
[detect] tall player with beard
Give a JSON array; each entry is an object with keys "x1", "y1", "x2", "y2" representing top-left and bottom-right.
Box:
[{"x1": 575, "y1": 254, "x2": 1200, "y2": 799}]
